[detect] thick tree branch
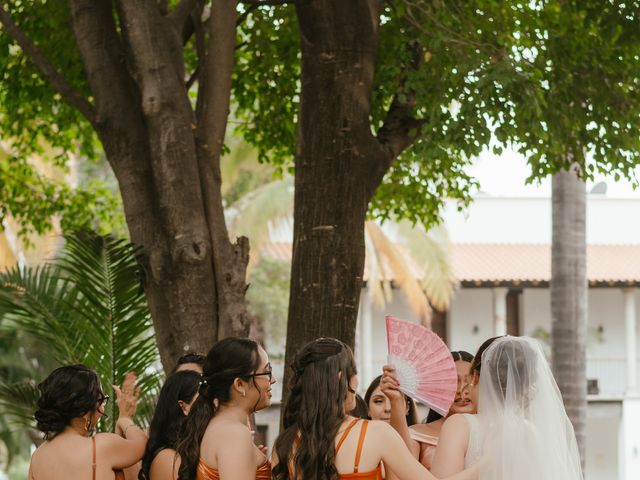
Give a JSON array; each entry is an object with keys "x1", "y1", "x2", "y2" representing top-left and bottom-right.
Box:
[
  {"x1": 376, "y1": 41, "x2": 425, "y2": 162},
  {"x1": 186, "y1": 5, "x2": 207, "y2": 89},
  {"x1": 377, "y1": 96, "x2": 425, "y2": 159},
  {"x1": 168, "y1": 0, "x2": 200, "y2": 33},
  {"x1": 241, "y1": 0, "x2": 296, "y2": 5},
  {"x1": 196, "y1": 0, "x2": 251, "y2": 337},
  {"x1": 0, "y1": 5, "x2": 96, "y2": 126}
]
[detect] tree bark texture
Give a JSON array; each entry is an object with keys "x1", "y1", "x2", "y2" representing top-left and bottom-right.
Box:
[
  {"x1": 551, "y1": 166, "x2": 587, "y2": 471},
  {"x1": 283, "y1": 0, "x2": 421, "y2": 409},
  {"x1": 65, "y1": 0, "x2": 249, "y2": 372}
]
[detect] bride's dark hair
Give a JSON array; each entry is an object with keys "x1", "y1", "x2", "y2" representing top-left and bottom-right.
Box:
[{"x1": 273, "y1": 338, "x2": 357, "y2": 480}]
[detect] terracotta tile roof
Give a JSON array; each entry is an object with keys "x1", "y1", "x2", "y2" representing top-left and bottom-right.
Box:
[
  {"x1": 263, "y1": 242, "x2": 640, "y2": 285},
  {"x1": 452, "y1": 243, "x2": 640, "y2": 285}
]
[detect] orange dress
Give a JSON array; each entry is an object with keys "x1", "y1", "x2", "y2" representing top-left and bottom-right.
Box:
[
  {"x1": 197, "y1": 458, "x2": 271, "y2": 480},
  {"x1": 336, "y1": 419, "x2": 383, "y2": 480}
]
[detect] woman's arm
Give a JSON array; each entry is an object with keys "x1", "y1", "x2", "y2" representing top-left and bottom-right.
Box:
[
  {"x1": 430, "y1": 415, "x2": 469, "y2": 477},
  {"x1": 380, "y1": 366, "x2": 421, "y2": 458},
  {"x1": 371, "y1": 421, "x2": 479, "y2": 480},
  {"x1": 102, "y1": 420, "x2": 148, "y2": 469},
  {"x1": 103, "y1": 372, "x2": 147, "y2": 469}
]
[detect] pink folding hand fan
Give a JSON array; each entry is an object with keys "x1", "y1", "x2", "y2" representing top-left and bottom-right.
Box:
[{"x1": 385, "y1": 315, "x2": 457, "y2": 416}]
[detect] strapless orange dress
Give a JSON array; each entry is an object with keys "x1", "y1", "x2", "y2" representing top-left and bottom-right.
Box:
[{"x1": 197, "y1": 458, "x2": 271, "y2": 480}]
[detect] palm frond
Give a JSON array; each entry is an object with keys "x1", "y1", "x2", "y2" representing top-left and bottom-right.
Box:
[
  {"x1": 395, "y1": 221, "x2": 458, "y2": 311},
  {"x1": 365, "y1": 221, "x2": 432, "y2": 327},
  {"x1": 0, "y1": 230, "x2": 162, "y2": 432},
  {"x1": 0, "y1": 379, "x2": 39, "y2": 427},
  {"x1": 228, "y1": 176, "x2": 294, "y2": 274}
]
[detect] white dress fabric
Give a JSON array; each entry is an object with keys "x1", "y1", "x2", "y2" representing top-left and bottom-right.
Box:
[
  {"x1": 476, "y1": 336, "x2": 583, "y2": 480},
  {"x1": 462, "y1": 414, "x2": 483, "y2": 468}
]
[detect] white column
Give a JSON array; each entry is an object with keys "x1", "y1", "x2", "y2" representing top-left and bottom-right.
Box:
[
  {"x1": 624, "y1": 288, "x2": 638, "y2": 396},
  {"x1": 492, "y1": 287, "x2": 508, "y2": 336},
  {"x1": 621, "y1": 398, "x2": 640, "y2": 480}
]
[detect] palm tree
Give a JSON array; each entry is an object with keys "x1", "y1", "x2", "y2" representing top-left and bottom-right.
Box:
[
  {"x1": 0, "y1": 230, "x2": 162, "y2": 436},
  {"x1": 228, "y1": 176, "x2": 457, "y2": 329},
  {"x1": 551, "y1": 167, "x2": 587, "y2": 469}
]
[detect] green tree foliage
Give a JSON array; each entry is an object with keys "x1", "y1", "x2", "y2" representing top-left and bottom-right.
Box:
[
  {"x1": 0, "y1": 230, "x2": 161, "y2": 434},
  {"x1": 0, "y1": 3, "x2": 123, "y2": 241}
]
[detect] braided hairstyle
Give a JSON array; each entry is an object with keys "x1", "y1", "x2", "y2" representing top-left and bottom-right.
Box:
[
  {"x1": 273, "y1": 338, "x2": 357, "y2": 480},
  {"x1": 34, "y1": 365, "x2": 103, "y2": 440},
  {"x1": 175, "y1": 337, "x2": 261, "y2": 480}
]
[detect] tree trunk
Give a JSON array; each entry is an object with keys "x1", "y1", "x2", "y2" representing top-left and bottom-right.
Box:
[
  {"x1": 551, "y1": 165, "x2": 587, "y2": 471},
  {"x1": 283, "y1": 0, "x2": 385, "y2": 405},
  {"x1": 67, "y1": 0, "x2": 249, "y2": 372},
  {"x1": 283, "y1": 0, "x2": 425, "y2": 414}
]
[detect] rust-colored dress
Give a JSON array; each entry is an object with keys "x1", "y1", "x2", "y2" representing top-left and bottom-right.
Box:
[
  {"x1": 197, "y1": 458, "x2": 271, "y2": 480},
  {"x1": 336, "y1": 419, "x2": 384, "y2": 480}
]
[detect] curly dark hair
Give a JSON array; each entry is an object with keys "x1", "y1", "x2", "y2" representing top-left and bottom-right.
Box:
[
  {"x1": 34, "y1": 365, "x2": 103, "y2": 440},
  {"x1": 175, "y1": 337, "x2": 261, "y2": 480},
  {"x1": 273, "y1": 338, "x2": 357, "y2": 480},
  {"x1": 139, "y1": 370, "x2": 200, "y2": 480}
]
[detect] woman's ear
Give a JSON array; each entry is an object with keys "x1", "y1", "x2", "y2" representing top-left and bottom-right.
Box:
[
  {"x1": 232, "y1": 377, "x2": 247, "y2": 397},
  {"x1": 178, "y1": 400, "x2": 189, "y2": 416}
]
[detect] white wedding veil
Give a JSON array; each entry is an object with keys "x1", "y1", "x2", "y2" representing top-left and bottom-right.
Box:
[{"x1": 477, "y1": 336, "x2": 583, "y2": 480}]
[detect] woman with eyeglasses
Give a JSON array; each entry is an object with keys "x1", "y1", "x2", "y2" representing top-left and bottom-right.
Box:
[
  {"x1": 28, "y1": 365, "x2": 147, "y2": 480},
  {"x1": 175, "y1": 337, "x2": 276, "y2": 480},
  {"x1": 272, "y1": 338, "x2": 481, "y2": 480}
]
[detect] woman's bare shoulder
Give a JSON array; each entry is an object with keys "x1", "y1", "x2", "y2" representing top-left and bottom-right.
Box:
[{"x1": 439, "y1": 414, "x2": 471, "y2": 438}]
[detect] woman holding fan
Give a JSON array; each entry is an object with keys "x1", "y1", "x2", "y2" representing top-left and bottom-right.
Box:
[
  {"x1": 272, "y1": 338, "x2": 481, "y2": 480},
  {"x1": 386, "y1": 351, "x2": 475, "y2": 470}
]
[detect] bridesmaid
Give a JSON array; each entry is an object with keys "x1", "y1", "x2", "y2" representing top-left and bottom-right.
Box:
[
  {"x1": 176, "y1": 337, "x2": 276, "y2": 480},
  {"x1": 272, "y1": 338, "x2": 481, "y2": 480}
]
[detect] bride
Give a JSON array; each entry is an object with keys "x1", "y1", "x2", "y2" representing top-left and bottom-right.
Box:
[
  {"x1": 474, "y1": 336, "x2": 583, "y2": 479},
  {"x1": 383, "y1": 336, "x2": 583, "y2": 479}
]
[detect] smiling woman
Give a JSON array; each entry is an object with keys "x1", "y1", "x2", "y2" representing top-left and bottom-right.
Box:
[
  {"x1": 175, "y1": 337, "x2": 276, "y2": 480},
  {"x1": 381, "y1": 350, "x2": 475, "y2": 471}
]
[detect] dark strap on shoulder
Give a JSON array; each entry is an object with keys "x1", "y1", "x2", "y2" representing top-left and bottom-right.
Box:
[
  {"x1": 335, "y1": 418, "x2": 361, "y2": 455},
  {"x1": 353, "y1": 420, "x2": 369, "y2": 473},
  {"x1": 91, "y1": 436, "x2": 96, "y2": 480}
]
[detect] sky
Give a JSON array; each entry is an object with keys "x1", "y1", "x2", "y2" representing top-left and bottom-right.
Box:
[{"x1": 469, "y1": 149, "x2": 640, "y2": 198}]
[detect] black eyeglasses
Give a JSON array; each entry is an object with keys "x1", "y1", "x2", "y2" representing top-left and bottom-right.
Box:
[
  {"x1": 251, "y1": 366, "x2": 273, "y2": 382},
  {"x1": 98, "y1": 395, "x2": 110, "y2": 417}
]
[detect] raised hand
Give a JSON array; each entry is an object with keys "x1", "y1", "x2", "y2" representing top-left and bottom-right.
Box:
[
  {"x1": 113, "y1": 371, "x2": 141, "y2": 421},
  {"x1": 380, "y1": 365, "x2": 404, "y2": 404}
]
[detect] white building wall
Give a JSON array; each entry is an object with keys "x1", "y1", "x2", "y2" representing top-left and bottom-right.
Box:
[{"x1": 447, "y1": 289, "x2": 494, "y2": 353}]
